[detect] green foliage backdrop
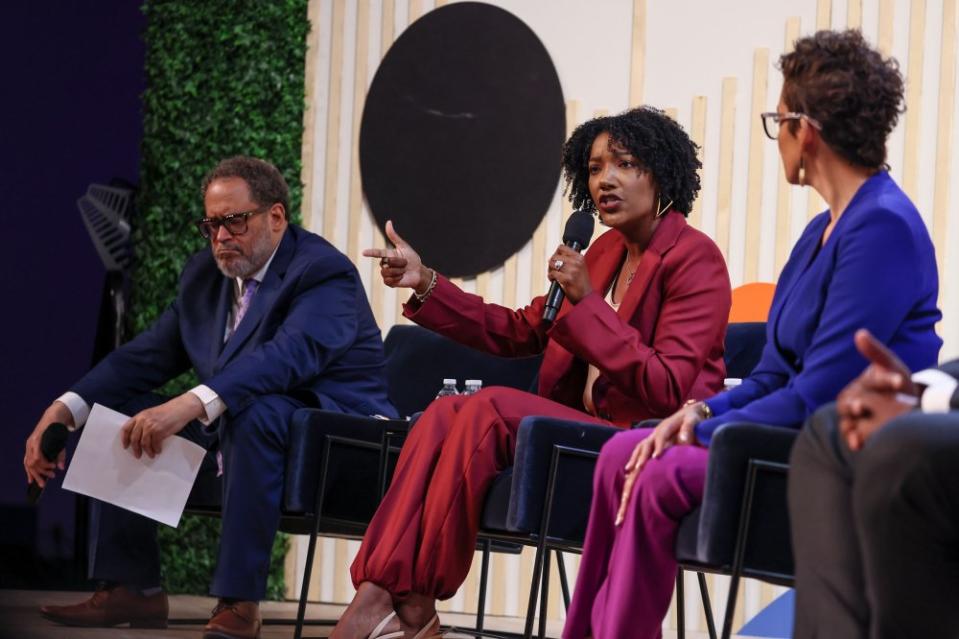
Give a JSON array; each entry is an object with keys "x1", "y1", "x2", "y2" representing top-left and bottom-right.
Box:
[{"x1": 136, "y1": 0, "x2": 309, "y2": 599}]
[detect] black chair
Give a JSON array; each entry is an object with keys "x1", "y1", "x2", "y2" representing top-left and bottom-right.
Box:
[
  {"x1": 181, "y1": 323, "x2": 542, "y2": 639},
  {"x1": 474, "y1": 322, "x2": 770, "y2": 639},
  {"x1": 674, "y1": 423, "x2": 797, "y2": 639}
]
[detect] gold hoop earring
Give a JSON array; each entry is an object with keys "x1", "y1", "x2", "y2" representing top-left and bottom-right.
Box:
[
  {"x1": 656, "y1": 197, "x2": 673, "y2": 218},
  {"x1": 798, "y1": 157, "x2": 806, "y2": 186}
]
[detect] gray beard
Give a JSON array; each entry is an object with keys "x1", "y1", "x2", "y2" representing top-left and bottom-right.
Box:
[{"x1": 215, "y1": 231, "x2": 275, "y2": 279}]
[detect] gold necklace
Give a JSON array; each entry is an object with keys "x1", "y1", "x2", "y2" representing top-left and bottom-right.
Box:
[{"x1": 624, "y1": 255, "x2": 641, "y2": 285}]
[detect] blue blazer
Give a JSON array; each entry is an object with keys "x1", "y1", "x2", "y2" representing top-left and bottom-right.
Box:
[
  {"x1": 73, "y1": 224, "x2": 395, "y2": 419},
  {"x1": 698, "y1": 172, "x2": 941, "y2": 444}
]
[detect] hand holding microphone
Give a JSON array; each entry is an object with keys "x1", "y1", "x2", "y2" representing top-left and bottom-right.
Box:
[
  {"x1": 543, "y1": 211, "x2": 595, "y2": 322},
  {"x1": 25, "y1": 421, "x2": 70, "y2": 504}
]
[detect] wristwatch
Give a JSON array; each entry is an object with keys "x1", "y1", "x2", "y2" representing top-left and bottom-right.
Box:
[{"x1": 684, "y1": 399, "x2": 713, "y2": 420}]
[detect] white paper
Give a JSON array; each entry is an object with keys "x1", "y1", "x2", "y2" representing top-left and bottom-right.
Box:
[{"x1": 62, "y1": 403, "x2": 206, "y2": 528}]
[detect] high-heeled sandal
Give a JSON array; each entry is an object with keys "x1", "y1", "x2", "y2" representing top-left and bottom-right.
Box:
[
  {"x1": 411, "y1": 613, "x2": 443, "y2": 639},
  {"x1": 367, "y1": 610, "x2": 404, "y2": 639}
]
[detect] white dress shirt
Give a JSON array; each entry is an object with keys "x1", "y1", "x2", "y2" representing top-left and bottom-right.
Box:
[{"x1": 56, "y1": 243, "x2": 280, "y2": 429}]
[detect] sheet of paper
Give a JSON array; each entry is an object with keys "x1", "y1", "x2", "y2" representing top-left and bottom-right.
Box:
[{"x1": 62, "y1": 403, "x2": 206, "y2": 528}]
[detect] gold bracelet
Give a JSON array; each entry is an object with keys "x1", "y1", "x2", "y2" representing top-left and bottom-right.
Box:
[
  {"x1": 414, "y1": 268, "x2": 438, "y2": 302},
  {"x1": 684, "y1": 399, "x2": 713, "y2": 419}
]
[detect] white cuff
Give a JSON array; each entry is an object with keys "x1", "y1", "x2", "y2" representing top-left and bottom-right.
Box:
[
  {"x1": 189, "y1": 385, "x2": 226, "y2": 425},
  {"x1": 55, "y1": 392, "x2": 90, "y2": 430},
  {"x1": 912, "y1": 369, "x2": 959, "y2": 414}
]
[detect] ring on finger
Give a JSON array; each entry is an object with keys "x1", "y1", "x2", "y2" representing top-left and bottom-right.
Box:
[
  {"x1": 553, "y1": 259, "x2": 564, "y2": 270},
  {"x1": 380, "y1": 257, "x2": 390, "y2": 267}
]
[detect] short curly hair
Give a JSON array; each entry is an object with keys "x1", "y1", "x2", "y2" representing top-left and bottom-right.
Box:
[
  {"x1": 779, "y1": 29, "x2": 904, "y2": 169},
  {"x1": 561, "y1": 106, "x2": 701, "y2": 216},
  {"x1": 201, "y1": 156, "x2": 290, "y2": 219}
]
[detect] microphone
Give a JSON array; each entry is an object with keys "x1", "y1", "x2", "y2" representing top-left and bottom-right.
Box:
[
  {"x1": 27, "y1": 422, "x2": 69, "y2": 505},
  {"x1": 543, "y1": 210, "x2": 595, "y2": 322}
]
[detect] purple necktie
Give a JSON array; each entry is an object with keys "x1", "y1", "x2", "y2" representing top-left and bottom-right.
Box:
[{"x1": 228, "y1": 278, "x2": 259, "y2": 340}]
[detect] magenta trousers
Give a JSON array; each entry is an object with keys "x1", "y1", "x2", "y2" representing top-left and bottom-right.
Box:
[{"x1": 563, "y1": 428, "x2": 708, "y2": 639}]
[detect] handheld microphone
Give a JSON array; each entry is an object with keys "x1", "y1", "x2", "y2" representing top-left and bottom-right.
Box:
[
  {"x1": 543, "y1": 210, "x2": 595, "y2": 322},
  {"x1": 27, "y1": 422, "x2": 69, "y2": 505}
]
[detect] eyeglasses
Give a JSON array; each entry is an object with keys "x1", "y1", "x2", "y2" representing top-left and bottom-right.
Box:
[
  {"x1": 760, "y1": 111, "x2": 823, "y2": 140},
  {"x1": 195, "y1": 205, "x2": 270, "y2": 239}
]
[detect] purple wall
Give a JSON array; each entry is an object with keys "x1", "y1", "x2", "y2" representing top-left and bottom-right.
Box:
[{"x1": 0, "y1": 1, "x2": 145, "y2": 571}]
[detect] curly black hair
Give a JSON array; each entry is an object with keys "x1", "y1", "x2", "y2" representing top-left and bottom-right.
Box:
[
  {"x1": 201, "y1": 156, "x2": 290, "y2": 219},
  {"x1": 561, "y1": 106, "x2": 701, "y2": 216},
  {"x1": 779, "y1": 29, "x2": 904, "y2": 169}
]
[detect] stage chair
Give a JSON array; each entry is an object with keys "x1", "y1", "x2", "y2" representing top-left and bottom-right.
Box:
[
  {"x1": 182, "y1": 323, "x2": 542, "y2": 639},
  {"x1": 471, "y1": 322, "x2": 769, "y2": 639}
]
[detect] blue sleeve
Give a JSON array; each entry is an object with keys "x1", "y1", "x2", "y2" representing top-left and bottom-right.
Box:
[
  {"x1": 696, "y1": 209, "x2": 927, "y2": 444},
  {"x1": 205, "y1": 255, "x2": 360, "y2": 414},
  {"x1": 71, "y1": 302, "x2": 191, "y2": 407}
]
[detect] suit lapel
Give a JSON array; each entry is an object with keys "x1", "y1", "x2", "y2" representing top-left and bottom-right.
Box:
[
  {"x1": 617, "y1": 212, "x2": 685, "y2": 320},
  {"x1": 216, "y1": 228, "x2": 296, "y2": 366},
  {"x1": 209, "y1": 278, "x2": 233, "y2": 365}
]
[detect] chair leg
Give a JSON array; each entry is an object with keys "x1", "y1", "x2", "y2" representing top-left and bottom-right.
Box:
[
  {"x1": 555, "y1": 550, "x2": 570, "y2": 612},
  {"x1": 538, "y1": 549, "x2": 551, "y2": 639},
  {"x1": 698, "y1": 572, "x2": 718, "y2": 639},
  {"x1": 676, "y1": 569, "x2": 685, "y2": 639},
  {"x1": 294, "y1": 437, "x2": 334, "y2": 639},
  {"x1": 524, "y1": 536, "x2": 548, "y2": 639},
  {"x1": 721, "y1": 461, "x2": 762, "y2": 639},
  {"x1": 476, "y1": 538, "x2": 491, "y2": 633}
]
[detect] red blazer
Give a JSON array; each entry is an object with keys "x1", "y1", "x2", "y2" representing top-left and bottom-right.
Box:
[{"x1": 405, "y1": 212, "x2": 731, "y2": 425}]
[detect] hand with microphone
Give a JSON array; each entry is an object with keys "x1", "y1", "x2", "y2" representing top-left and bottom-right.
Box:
[
  {"x1": 25, "y1": 422, "x2": 69, "y2": 504},
  {"x1": 543, "y1": 210, "x2": 595, "y2": 322},
  {"x1": 24, "y1": 402, "x2": 75, "y2": 502}
]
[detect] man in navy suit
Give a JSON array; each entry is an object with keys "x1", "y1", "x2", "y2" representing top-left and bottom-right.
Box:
[
  {"x1": 23, "y1": 156, "x2": 394, "y2": 638},
  {"x1": 789, "y1": 329, "x2": 959, "y2": 639}
]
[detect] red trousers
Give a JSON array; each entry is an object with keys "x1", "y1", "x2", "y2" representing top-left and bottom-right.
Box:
[{"x1": 350, "y1": 386, "x2": 616, "y2": 599}]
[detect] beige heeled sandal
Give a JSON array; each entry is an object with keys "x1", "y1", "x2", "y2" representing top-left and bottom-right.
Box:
[
  {"x1": 411, "y1": 613, "x2": 443, "y2": 639},
  {"x1": 367, "y1": 610, "x2": 404, "y2": 639}
]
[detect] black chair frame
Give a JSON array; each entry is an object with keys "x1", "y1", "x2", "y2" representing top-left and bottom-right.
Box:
[{"x1": 676, "y1": 457, "x2": 792, "y2": 639}]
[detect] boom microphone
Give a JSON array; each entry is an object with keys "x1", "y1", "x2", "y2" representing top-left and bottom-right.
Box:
[
  {"x1": 543, "y1": 210, "x2": 595, "y2": 322},
  {"x1": 27, "y1": 422, "x2": 69, "y2": 505}
]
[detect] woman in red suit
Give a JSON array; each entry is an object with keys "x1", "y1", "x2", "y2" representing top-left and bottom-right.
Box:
[{"x1": 331, "y1": 106, "x2": 731, "y2": 639}]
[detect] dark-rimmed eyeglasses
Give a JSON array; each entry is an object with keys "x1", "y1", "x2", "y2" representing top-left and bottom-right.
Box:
[
  {"x1": 195, "y1": 205, "x2": 270, "y2": 239},
  {"x1": 760, "y1": 111, "x2": 823, "y2": 140}
]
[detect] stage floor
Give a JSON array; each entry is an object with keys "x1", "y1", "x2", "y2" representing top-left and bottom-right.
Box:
[{"x1": 0, "y1": 590, "x2": 574, "y2": 639}]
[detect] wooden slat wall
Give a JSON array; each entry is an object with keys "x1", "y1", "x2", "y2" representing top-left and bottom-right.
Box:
[{"x1": 288, "y1": 0, "x2": 959, "y2": 631}]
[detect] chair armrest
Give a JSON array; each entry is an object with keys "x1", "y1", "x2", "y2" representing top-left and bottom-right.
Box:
[
  {"x1": 285, "y1": 409, "x2": 406, "y2": 517},
  {"x1": 695, "y1": 422, "x2": 799, "y2": 570},
  {"x1": 507, "y1": 416, "x2": 620, "y2": 534}
]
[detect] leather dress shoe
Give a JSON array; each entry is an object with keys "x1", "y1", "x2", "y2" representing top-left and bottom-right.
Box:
[
  {"x1": 203, "y1": 600, "x2": 261, "y2": 639},
  {"x1": 40, "y1": 583, "x2": 168, "y2": 628}
]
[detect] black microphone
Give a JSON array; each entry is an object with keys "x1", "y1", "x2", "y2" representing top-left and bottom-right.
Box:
[
  {"x1": 27, "y1": 422, "x2": 69, "y2": 505},
  {"x1": 543, "y1": 210, "x2": 595, "y2": 322}
]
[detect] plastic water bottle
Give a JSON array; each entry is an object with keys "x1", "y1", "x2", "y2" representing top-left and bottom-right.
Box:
[
  {"x1": 435, "y1": 378, "x2": 460, "y2": 399},
  {"x1": 464, "y1": 379, "x2": 483, "y2": 395}
]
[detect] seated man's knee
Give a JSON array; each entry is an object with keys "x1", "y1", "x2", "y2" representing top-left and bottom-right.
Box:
[
  {"x1": 227, "y1": 394, "x2": 301, "y2": 447},
  {"x1": 852, "y1": 414, "x2": 941, "y2": 524}
]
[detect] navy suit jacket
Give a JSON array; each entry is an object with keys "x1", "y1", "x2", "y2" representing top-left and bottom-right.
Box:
[{"x1": 72, "y1": 224, "x2": 395, "y2": 419}]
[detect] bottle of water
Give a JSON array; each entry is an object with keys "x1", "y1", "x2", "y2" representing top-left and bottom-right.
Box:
[
  {"x1": 464, "y1": 379, "x2": 483, "y2": 395},
  {"x1": 435, "y1": 378, "x2": 459, "y2": 399}
]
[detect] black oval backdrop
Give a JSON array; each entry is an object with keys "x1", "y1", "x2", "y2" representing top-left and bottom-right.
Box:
[{"x1": 360, "y1": 2, "x2": 565, "y2": 278}]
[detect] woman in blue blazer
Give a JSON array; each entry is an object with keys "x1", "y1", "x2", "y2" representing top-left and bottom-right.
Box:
[{"x1": 564, "y1": 29, "x2": 942, "y2": 639}]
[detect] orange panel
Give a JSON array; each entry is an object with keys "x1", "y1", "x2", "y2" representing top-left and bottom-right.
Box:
[{"x1": 729, "y1": 282, "x2": 776, "y2": 322}]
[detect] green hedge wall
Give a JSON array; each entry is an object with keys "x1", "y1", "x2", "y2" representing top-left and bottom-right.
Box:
[{"x1": 137, "y1": 0, "x2": 309, "y2": 600}]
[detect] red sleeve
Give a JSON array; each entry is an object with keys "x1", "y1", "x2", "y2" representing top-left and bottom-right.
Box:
[
  {"x1": 547, "y1": 237, "x2": 730, "y2": 415},
  {"x1": 403, "y1": 275, "x2": 551, "y2": 357}
]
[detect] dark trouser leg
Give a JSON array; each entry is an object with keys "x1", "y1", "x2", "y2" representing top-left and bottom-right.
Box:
[
  {"x1": 88, "y1": 394, "x2": 216, "y2": 589},
  {"x1": 788, "y1": 404, "x2": 869, "y2": 639},
  {"x1": 853, "y1": 413, "x2": 959, "y2": 639},
  {"x1": 211, "y1": 394, "x2": 302, "y2": 601}
]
